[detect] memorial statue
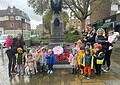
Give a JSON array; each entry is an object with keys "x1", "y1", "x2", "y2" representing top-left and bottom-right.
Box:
[
  {"x1": 54, "y1": 18, "x2": 60, "y2": 26},
  {"x1": 50, "y1": 0, "x2": 64, "y2": 43},
  {"x1": 51, "y1": 0, "x2": 62, "y2": 14}
]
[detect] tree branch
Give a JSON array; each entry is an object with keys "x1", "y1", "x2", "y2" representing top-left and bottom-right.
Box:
[
  {"x1": 76, "y1": 0, "x2": 82, "y2": 6},
  {"x1": 81, "y1": 0, "x2": 90, "y2": 19},
  {"x1": 90, "y1": 0, "x2": 98, "y2": 4},
  {"x1": 71, "y1": 0, "x2": 85, "y2": 16},
  {"x1": 64, "y1": 0, "x2": 83, "y2": 21}
]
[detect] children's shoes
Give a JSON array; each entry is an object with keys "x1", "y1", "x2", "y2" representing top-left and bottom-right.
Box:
[
  {"x1": 47, "y1": 70, "x2": 50, "y2": 74},
  {"x1": 50, "y1": 70, "x2": 53, "y2": 74},
  {"x1": 86, "y1": 77, "x2": 90, "y2": 80}
]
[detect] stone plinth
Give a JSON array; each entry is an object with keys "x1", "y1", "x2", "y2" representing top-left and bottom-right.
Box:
[{"x1": 50, "y1": 14, "x2": 64, "y2": 43}]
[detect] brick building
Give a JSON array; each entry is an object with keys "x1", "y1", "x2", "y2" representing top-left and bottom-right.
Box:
[
  {"x1": 90, "y1": 0, "x2": 111, "y2": 24},
  {"x1": 0, "y1": 6, "x2": 31, "y2": 37}
]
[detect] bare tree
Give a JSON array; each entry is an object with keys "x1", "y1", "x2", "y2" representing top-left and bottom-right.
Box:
[
  {"x1": 28, "y1": 0, "x2": 108, "y2": 30},
  {"x1": 63, "y1": 0, "x2": 92, "y2": 30},
  {"x1": 28, "y1": 0, "x2": 49, "y2": 15}
]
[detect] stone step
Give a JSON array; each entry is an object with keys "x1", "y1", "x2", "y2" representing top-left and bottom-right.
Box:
[
  {"x1": 56, "y1": 61, "x2": 70, "y2": 64},
  {"x1": 53, "y1": 64, "x2": 72, "y2": 69}
]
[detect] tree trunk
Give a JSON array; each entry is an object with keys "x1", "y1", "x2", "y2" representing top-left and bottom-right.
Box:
[{"x1": 81, "y1": 19, "x2": 86, "y2": 31}]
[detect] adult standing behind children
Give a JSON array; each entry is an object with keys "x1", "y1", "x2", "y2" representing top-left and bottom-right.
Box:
[
  {"x1": 11, "y1": 34, "x2": 25, "y2": 73},
  {"x1": 12, "y1": 34, "x2": 25, "y2": 50},
  {"x1": 103, "y1": 30, "x2": 120, "y2": 72},
  {"x1": 4, "y1": 35, "x2": 13, "y2": 78},
  {"x1": 95, "y1": 28, "x2": 107, "y2": 45},
  {"x1": 84, "y1": 26, "x2": 96, "y2": 46}
]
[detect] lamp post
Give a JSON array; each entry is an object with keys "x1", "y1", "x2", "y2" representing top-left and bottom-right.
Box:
[{"x1": 21, "y1": 18, "x2": 25, "y2": 40}]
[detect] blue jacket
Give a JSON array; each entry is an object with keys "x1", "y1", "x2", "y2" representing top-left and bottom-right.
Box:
[{"x1": 46, "y1": 52, "x2": 56, "y2": 65}]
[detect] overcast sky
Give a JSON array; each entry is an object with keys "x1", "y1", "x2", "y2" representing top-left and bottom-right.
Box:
[{"x1": 0, "y1": 0, "x2": 42, "y2": 29}]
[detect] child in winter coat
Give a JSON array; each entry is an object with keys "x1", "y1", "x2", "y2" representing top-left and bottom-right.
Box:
[
  {"x1": 4, "y1": 35, "x2": 13, "y2": 48},
  {"x1": 15, "y1": 48, "x2": 24, "y2": 76},
  {"x1": 46, "y1": 49, "x2": 56, "y2": 74},
  {"x1": 76, "y1": 47, "x2": 85, "y2": 74},
  {"x1": 68, "y1": 50, "x2": 76, "y2": 74},
  {"x1": 94, "y1": 43, "x2": 105, "y2": 75},
  {"x1": 39, "y1": 47, "x2": 47, "y2": 72},
  {"x1": 82, "y1": 49, "x2": 94, "y2": 79},
  {"x1": 34, "y1": 48, "x2": 41, "y2": 73},
  {"x1": 25, "y1": 53, "x2": 36, "y2": 76}
]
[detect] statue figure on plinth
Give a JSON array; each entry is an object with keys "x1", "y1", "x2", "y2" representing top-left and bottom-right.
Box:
[
  {"x1": 50, "y1": 0, "x2": 64, "y2": 43},
  {"x1": 51, "y1": 0, "x2": 62, "y2": 14}
]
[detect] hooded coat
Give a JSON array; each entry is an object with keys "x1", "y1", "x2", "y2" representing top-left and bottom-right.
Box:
[
  {"x1": 4, "y1": 36, "x2": 13, "y2": 48},
  {"x1": 46, "y1": 52, "x2": 56, "y2": 65},
  {"x1": 76, "y1": 50, "x2": 85, "y2": 65}
]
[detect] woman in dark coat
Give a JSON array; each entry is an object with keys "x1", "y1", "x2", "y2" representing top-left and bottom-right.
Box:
[{"x1": 4, "y1": 35, "x2": 14, "y2": 77}]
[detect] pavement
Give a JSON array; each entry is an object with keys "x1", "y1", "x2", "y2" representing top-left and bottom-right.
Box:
[{"x1": 0, "y1": 43, "x2": 120, "y2": 85}]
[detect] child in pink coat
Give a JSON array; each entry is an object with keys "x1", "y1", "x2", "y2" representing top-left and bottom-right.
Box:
[{"x1": 4, "y1": 35, "x2": 13, "y2": 48}]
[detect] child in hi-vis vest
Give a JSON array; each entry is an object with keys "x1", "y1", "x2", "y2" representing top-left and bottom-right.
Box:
[{"x1": 94, "y1": 43, "x2": 105, "y2": 75}]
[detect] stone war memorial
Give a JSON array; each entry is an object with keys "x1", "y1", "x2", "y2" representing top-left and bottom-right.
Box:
[{"x1": 50, "y1": 0, "x2": 64, "y2": 45}]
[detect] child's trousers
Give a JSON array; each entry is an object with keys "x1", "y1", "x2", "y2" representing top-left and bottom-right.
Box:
[
  {"x1": 95, "y1": 64, "x2": 102, "y2": 75},
  {"x1": 84, "y1": 65, "x2": 91, "y2": 76},
  {"x1": 103, "y1": 49, "x2": 112, "y2": 68},
  {"x1": 48, "y1": 64, "x2": 53, "y2": 71},
  {"x1": 17, "y1": 64, "x2": 24, "y2": 75}
]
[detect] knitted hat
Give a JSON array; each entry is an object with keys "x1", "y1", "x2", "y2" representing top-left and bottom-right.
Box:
[
  {"x1": 97, "y1": 28, "x2": 105, "y2": 33},
  {"x1": 17, "y1": 48, "x2": 23, "y2": 53},
  {"x1": 96, "y1": 28, "x2": 105, "y2": 36},
  {"x1": 17, "y1": 47, "x2": 23, "y2": 51}
]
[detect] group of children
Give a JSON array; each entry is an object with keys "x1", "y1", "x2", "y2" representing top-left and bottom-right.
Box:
[
  {"x1": 69, "y1": 41, "x2": 105, "y2": 80},
  {"x1": 68, "y1": 28, "x2": 119, "y2": 79},
  {"x1": 14, "y1": 46, "x2": 56, "y2": 77}
]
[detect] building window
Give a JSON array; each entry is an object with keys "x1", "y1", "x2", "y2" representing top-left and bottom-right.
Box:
[
  {"x1": 111, "y1": 4, "x2": 118, "y2": 11},
  {"x1": 118, "y1": 5, "x2": 120, "y2": 10},
  {"x1": 10, "y1": 23, "x2": 15, "y2": 29},
  {"x1": 10, "y1": 16, "x2": 14, "y2": 20},
  {"x1": 15, "y1": 16, "x2": 21, "y2": 20},
  {"x1": 0, "y1": 16, "x2": 9, "y2": 21},
  {"x1": 10, "y1": 8, "x2": 14, "y2": 13},
  {"x1": 5, "y1": 16, "x2": 9, "y2": 20}
]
